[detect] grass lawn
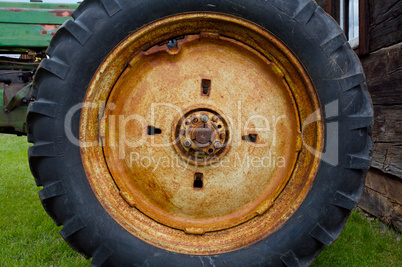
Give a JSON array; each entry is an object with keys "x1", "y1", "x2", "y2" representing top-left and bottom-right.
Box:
[{"x1": 0, "y1": 134, "x2": 400, "y2": 266}]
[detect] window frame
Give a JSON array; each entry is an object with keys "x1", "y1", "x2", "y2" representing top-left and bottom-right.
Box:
[{"x1": 326, "y1": 0, "x2": 369, "y2": 55}]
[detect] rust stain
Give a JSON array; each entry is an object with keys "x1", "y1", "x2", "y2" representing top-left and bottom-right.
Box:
[
  {"x1": 48, "y1": 9, "x2": 74, "y2": 17},
  {"x1": 79, "y1": 13, "x2": 323, "y2": 256},
  {"x1": 40, "y1": 25, "x2": 58, "y2": 36},
  {"x1": 3, "y1": 8, "x2": 23, "y2": 12},
  {"x1": 42, "y1": 25, "x2": 58, "y2": 31},
  {"x1": 171, "y1": 104, "x2": 233, "y2": 166}
]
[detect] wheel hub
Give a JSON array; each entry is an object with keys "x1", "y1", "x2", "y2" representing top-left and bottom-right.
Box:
[{"x1": 174, "y1": 107, "x2": 231, "y2": 165}]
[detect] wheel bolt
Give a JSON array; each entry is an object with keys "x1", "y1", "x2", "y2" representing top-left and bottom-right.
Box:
[
  {"x1": 183, "y1": 139, "x2": 192, "y2": 148},
  {"x1": 214, "y1": 141, "x2": 222, "y2": 149},
  {"x1": 200, "y1": 115, "x2": 209, "y2": 123},
  {"x1": 220, "y1": 133, "x2": 226, "y2": 139},
  {"x1": 212, "y1": 116, "x2": 218, "y2": 122}
]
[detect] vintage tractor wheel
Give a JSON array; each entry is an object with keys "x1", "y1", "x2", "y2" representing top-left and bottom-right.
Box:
[{"x1": 27, "y1": 0, "x2": 373, "y2": 266}]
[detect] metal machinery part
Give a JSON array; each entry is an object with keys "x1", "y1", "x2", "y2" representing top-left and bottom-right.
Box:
[{"x1": 173, "y1": 106, "x2": 232, "y2": 166}]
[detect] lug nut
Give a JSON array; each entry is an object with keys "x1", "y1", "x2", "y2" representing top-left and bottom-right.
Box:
[
  {"x1": 200, "y1": 115, "x2": 209, "y2": 123},
  {"x1": 167, "y1": 39, "x2": 178, "y2": 49},
  {"x1": 214, "y1": 141, "x2": 222, "y2": 149},
  {"x1": 183, "y1": 139, "x2": 192, "y2": 148},
  {"x1": 220, "y1": 133, "x2": 226, "y2": 139},
  {"x1": 212, "y1": 116, "x2": 218, "y2": 122}
]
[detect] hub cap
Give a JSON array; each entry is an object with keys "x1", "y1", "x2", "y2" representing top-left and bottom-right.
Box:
[{"x1": 173, "y1": 106, "x2": 232, "y2": 165}]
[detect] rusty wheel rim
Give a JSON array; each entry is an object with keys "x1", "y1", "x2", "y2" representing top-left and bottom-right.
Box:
[{"x1": 80, "y1": 13, "x2": 323, "y2": 255}]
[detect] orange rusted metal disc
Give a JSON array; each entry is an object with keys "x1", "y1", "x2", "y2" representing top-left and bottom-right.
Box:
[{"x1": 80, "y1": 13, "x2": 323, "y2": 255}]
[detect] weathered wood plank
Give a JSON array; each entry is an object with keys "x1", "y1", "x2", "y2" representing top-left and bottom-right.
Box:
[
  {"x1": 372, "y1": 105, "x2": 402, "y2": 143},
  {"x1": 359, "y1": 186, "x2": 402, "y2": 231},
  {"x1": 372, "y1": 143, "x2": 402, "y2": 178},
  {"x1": 361, "y1": 43, "x2": 402, "y2": 105},
  {"x1": 368, "y1": 0, "x2": 402, "y2": 52},
  {"x1": 365, "y1": 168, "x2": 402, "y2": 203}
]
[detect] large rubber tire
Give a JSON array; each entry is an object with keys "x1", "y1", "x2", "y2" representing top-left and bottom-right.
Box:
[{"x1": 28, "y1": 0, "x2": 373, "y2": 266}]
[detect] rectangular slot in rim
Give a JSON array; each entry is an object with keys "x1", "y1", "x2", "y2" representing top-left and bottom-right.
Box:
[
  {"x1": 242, "y1": 134, "x2": 258, "y2": 143},
  {"x1": 194, "y1": 173, "x2": 203, "y2": 189},
  {"x1": 147, "y1": 126, "x2": 162, "y2": 135},
  {"x1": 201, "y1": 79, "x2": 211, "y2": 96}
]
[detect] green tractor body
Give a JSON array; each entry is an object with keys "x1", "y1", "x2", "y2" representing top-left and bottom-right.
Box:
[{"x1": 0, "y1": 1, "x2": 78, "y2": 135}]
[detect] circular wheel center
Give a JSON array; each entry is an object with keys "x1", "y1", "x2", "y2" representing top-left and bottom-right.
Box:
[
  {"x1": 195, "y1": 127, "x2": 212, "y2": 144},
  {"x1": 174, "y1": 107, "x2": 231, "y2": 164}
]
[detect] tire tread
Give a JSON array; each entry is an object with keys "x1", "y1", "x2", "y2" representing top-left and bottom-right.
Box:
[
  {"x1": 320, "y1": 33, "x2": 347, "y2": 57},
  {"x1": 345, "y1": 154, "x2": 371, "y2": 170},
  {"x1": 331, "y1": 191, "x2": 358, "y2": 210},
  {"x1": 91, "y1": 245, "x2": 114, "y2": 267},
  {"x1": 338, "y1": 73, "x2": 365, "y2": 92},
  {"x1": 294, "y1": 1, "x2": 317, "y2": 25},
  {"x1": 309, "y1": 224, "x2": 335, "y2": 247},
  {"x1": 63, "y1": 20, "x2": 92, "y2": 45},
  {"x1": 39, "y1": 181, "x2": 66, "y2": 201},
  {"x1": 280, "y1": 250, "x2": 301, "y2": 267},
  {"x1": 100, "y1": 0, "x2": 122, "y2": 17},
  {"x1": 27, "y1": 99, "x2": 57, "y2": 118},
  {"x1": 39, "y1": 58, "x2": 69, "y2": 80},
  {"x1": 28, "y1": 142, "x2": 56, "y2": 158}
]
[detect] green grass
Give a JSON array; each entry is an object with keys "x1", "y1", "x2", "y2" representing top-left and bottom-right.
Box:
[
  {"x1": 312, "y1": 211, "x2": 401, "y2": 266},
  {"x1": 0, "y1": 134, "x2": 400, "y2": 266},
  {"x1": 0, "y1": 135, "x2": 87, "y2": 266}
]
